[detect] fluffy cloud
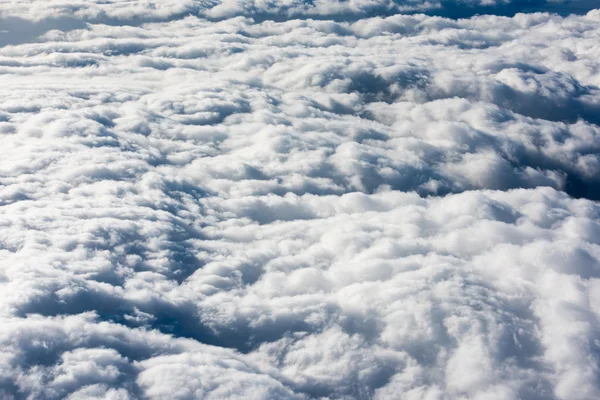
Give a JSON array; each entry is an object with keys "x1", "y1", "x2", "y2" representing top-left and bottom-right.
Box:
[
  {"x1": 1, "y1": 2, "x2": 600, "y2": 399},
  {"x1": 0, "y1": 0, "x2": 592, "y2": 24},
  {"x1": 3, "y1": 187, "x2": 600, "y2": 398}
]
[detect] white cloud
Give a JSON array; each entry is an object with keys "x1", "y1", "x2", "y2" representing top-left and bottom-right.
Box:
[
  {"x1": 1, "y1": 3, "x2": 600, "y2": 399},
  {"x1": 0, "y1": 0, "x2": 581, "y2": 23}
]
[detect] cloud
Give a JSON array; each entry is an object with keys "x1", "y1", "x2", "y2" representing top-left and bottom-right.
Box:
[
  {"x1": 1, "y1": 3, "x2": 600, "y2": 400},
  {"x1": 0, "y1": 0, "x2": 595, "y2": 27},
  {"x1": 3, "y1": 187, "x2": 600, "y2": 399}
]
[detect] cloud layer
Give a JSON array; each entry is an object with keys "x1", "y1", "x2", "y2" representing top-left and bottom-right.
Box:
[
  {"x1": 0, "y1": 0, "x2": 594, "y2": 23},
  {"x1": 1, "y1": 2, "x2": 600, "y2": 399}
]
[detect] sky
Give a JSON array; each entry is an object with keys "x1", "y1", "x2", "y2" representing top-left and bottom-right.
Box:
[{"x1": 1, "y1": 1, "x2": 600, "y2": 399}]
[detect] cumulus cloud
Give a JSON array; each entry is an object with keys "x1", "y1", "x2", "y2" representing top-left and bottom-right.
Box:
[
  {"x1": 0, "y1": 0, "x2": 594, "y2": 26},
  {"x1": 1, "y1": 1, "x2": 600, "y2": 399}
]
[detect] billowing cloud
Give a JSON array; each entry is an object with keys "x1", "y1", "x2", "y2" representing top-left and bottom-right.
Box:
[
  {"x1": 0, "y1": 0, "x2": 594, "y2": 25},
  {"x1": 1, "y1": 2, "x2": 600, "y2": 399}
]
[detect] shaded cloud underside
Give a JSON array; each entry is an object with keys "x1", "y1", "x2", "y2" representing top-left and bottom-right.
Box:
[{"x1": 1, "y1": 2, "x2": 600, "y2": 399}]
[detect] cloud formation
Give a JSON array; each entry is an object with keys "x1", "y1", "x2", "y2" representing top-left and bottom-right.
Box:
[
  {"x1": 0, "y1": 0, "x2": 594, "y2": 25},
  {"x1": 1, "y1": 2, "x2": 600, "y2": 399}
]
